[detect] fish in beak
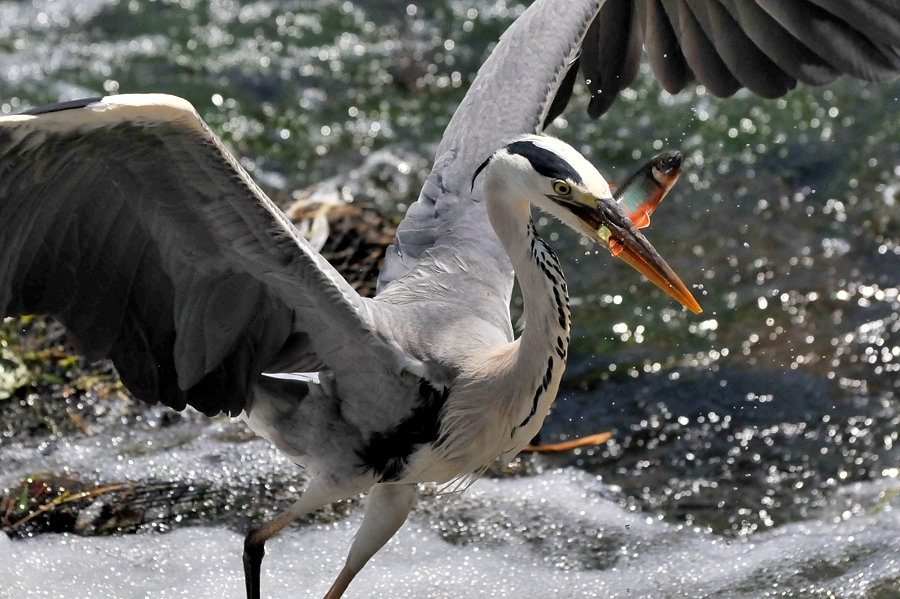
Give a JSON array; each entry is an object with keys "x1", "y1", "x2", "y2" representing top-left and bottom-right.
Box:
[
  {"x1": 613, "y1": 150, "x2": 682, "y2": 229},
  {"x1": 560, "y1": 190, "x2": 702, "y2": 315}
]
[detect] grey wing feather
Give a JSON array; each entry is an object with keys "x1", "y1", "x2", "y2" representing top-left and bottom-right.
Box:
[
  {"x1": 641, "y1": 0, "x2": 696, "y2": 93},
  {"x1": 376, "y1": 176, "x2": 440, "y2": 293},
  {"x1": 661, "y1": 0, "x2": 742, "y2": 98},
  {"x1": 716, "y1": 0, "x2": 842, "y2": 86},
  {"x1": 693, "y1": 0, "x2": 796, "y2": 98},
  {"x1": 754, "y1": 0, "x2": 900, "y2": 83},
  {"x1": 0, "y1": 94, "x2": 420, "y2": 425},
  {"x1": 578, "y1": 0, "x2": 900, "y2": 115},
  {"x1": 377, "y1": 0, "x2": 597, "y2": 299},
  {"x1": 807, "y1": 0, "x2": 900, "y2": 48},
  {"x1": 583, "y1": 0, "x2": 645, "y2": 119},
  {"x1": 379, "y1": 0, "x2": 900, "y2": 308},
  {"x1": 544, "y1": 56, "x2": 583, "y2": 128}
]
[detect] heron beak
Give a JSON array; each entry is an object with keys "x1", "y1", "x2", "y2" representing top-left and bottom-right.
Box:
[{"x1": 566, "y1": 193, "x2": 702, "y2": 314}]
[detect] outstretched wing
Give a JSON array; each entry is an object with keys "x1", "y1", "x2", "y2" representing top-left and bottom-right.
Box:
[
  {"x1": 375, "y1": 0, "x2": 597, "y2": 321},
  {"x1": 0, "y1": 94, "x2": 419, "y2": 420},
  {"x1": 378, "y1": 0, "x2": 900, "y2": 308},
  {"x1": 581, "y1": 0, "x2": 900, "y2": 118}
]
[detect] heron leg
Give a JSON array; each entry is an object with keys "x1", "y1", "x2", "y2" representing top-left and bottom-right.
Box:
[
  {"x1": 243, "y1": 476, "x2": 370, "y2": 599},
  {"x1": 322, "y1": 482, "x2": 417, "y2": 599}
]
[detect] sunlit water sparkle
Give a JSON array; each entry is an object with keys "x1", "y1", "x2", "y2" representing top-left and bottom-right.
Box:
[{"x1": 3, "y1": 469, "x2": 900, "y2": 598}]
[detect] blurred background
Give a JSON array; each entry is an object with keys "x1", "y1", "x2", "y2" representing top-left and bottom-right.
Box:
[{"x1": 2, "y1": 1, "x2": 900, "y2": 596}]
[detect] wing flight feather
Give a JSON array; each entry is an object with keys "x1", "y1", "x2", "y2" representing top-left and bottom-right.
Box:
[
  {"x1": 574, "y1": 0, "x2": 900, "y2": 116},
  {"x1": 378, "y1": 0, "x2": 900, "y2": 359},
  {"x1": 0, "y1": 95, "x2": 418, "y2": 420}
]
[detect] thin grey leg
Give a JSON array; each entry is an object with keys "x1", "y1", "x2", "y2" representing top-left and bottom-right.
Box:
[
  {"x1": 322, "y1": 483, "x2": 417, "y2": 599},
  {"x1": 242, "y1": 476, "x2": 371, "y2": 599}
]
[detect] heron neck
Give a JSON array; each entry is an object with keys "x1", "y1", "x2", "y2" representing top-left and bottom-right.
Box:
[
  {"x1": 486, "y1": 194, "x2": 570, "y2": 436},
  {"x1": 515, "y1": 219, "x2": 570, "y2": 348}
]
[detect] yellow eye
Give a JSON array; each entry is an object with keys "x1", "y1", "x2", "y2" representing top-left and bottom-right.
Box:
[{"x1": 552, "y1": 181, "x2": 571, "y2": 196}]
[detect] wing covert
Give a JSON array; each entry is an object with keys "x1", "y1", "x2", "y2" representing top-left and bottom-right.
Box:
[{"x1": 0, "y1": 94, "x2": 417, "y2": 420}]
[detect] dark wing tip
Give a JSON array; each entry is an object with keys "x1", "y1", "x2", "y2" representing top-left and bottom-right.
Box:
[
  {"x1": 569, "y1": 0, "x2": 900, "y2": 121},
  {"x1": 544, "y1": 55, "x2": 582, "y2": 128},
  {"x1": 18, "y1": 97, "x2": 105, "y2": 116}
]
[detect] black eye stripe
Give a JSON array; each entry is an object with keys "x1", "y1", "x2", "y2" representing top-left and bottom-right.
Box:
[{"x1": 505, "y1": 140, "x2": 585, "y2": 186}]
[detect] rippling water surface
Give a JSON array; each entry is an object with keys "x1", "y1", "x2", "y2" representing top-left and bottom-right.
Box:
[{"x1": 2, "y1": 0, "x2": 900, "y2": 596}]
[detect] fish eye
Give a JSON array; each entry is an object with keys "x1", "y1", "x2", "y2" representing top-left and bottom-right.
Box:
[{"x1": 552, "y1": 180, "x2": 571, "y2": 196}]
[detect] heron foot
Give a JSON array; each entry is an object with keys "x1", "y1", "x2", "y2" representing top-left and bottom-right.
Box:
[{"x1": 243, "y1": 531, "x2": 266, "y2": 599}]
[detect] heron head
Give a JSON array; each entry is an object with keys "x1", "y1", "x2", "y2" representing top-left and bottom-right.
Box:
[{"x1": 475, "y1": 135, "x2": 701, "y2": 314}]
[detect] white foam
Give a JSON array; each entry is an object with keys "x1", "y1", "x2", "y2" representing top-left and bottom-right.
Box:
[{"x1": 3, "y1": 470, "x2": 900, "y2": 598}]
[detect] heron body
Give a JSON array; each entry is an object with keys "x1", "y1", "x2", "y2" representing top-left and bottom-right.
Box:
[
  {"x1": 250, "y1": 136, "x2": 612, "y2": 491},
  {"x1": 1, "y1": 0, "x2": 899, "y2": 597}
]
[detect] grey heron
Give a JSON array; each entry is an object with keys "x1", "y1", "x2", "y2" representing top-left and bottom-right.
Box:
[{"x1": 1, "y1": 0, "x2": 898, "y2": 598}]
